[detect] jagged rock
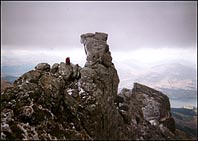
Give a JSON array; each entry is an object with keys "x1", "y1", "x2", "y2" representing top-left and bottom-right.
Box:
[
  {"x1": 51, "y1": 63, "x2": 59, "y2": 74},
  {"x1": 14, "y1": 70, "x2": 41, "y2": 85},
  {"x1": 117, "y1": 82, "x2": 178, "y2": 140},
  {"x1": 78, "y1": 33, "x2": 124, "y2": 139},
  {"x1": 94, "y1": 32, "x2": 108, "y2": 41},
  {"x1": 120, "y1": 88, "x2": 132, "y2": 101},
  {"x1": 81, "y1": 32, "x2": 112, "y2": 68},
  {"x1": 1, "y1": 60, "x2": 91, "y2": 140},
  {"x1": 58, "y1": 62, "x2": 73, "y2": 81},
  {"x1": 160, "y1": 117, "x2": 176, "y2": 133},
  {"x1": 80, "y1": 33, "x2": 119, "y2": 98},
  {"x1": 114, "y1": 95, "x2": 124, "y2": 107},
  {"x1": 35, "y1": 63, "x2": 50, "y2": 72},
  {"x1": 71, "y1": 64, "x2": 81, "y2": 79},
  {"x1": 131, "y1": 83, "x2": 175, "y2": 133},
  {"x1": 1, "y1": 32, "x2": 181, "y2": 140}
]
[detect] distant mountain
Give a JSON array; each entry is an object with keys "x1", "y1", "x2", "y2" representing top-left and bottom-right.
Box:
[
  {"x1": 117, "y1": 62, "x2": 197, "y2": 108},
  {"x1": 118, "y1": 62, "x2": 196, "y2": 97},
  {"x1": 1, "y1": 64, "x2": 35, "y2": 77},
  {"x1": 159, "y1": 88, "x2": 196, "y2": 99},
  {"x1": 1, "y1": 76, "x2": 17, "y2": 92},
  {"x1": 171, "y1": 107, "x2": 197, "y2": 116},
  {"x1": 1, "y1": 76, "x2": 18, "y2": 84},
  {"x1": 171, "y1": 107, "x2": 197, "y2": 139},
  {"x1": 118, "y1": 63, "x2": 196, "y2": 90}
]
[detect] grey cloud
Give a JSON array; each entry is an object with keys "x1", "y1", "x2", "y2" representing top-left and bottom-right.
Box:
[{"x1": 1, "y1": 1, "x2": 197, "y2": 50}]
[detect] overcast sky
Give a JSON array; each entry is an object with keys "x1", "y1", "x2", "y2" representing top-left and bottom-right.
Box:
[{"x1": 1, "y1": 1, "x2": 197, "y2": 69}]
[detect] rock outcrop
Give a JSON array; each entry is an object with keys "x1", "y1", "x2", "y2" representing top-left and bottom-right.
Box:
[
  {"x1": 132, "y1": 83, "x2": 175, "y2": 133},
  {"x1": 78, "y1": 32, "x2": 122, "y2": 139},
  {"x1": 117, "y1": 83, "x2": 176, "y2": 139},
  {"x1": 80, "y1": 32, "x2": 119, "y2": 97},
  {"x1": 1, "y1": 32, "x2": 179, "y2": 140}
]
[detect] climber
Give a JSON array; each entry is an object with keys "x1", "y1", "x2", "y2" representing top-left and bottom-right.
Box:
[{"x1": 65, "y1": 57, "x2": 70, "y2": 65}]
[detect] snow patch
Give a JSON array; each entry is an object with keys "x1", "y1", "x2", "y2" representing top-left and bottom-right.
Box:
[
  {"x1": 1, "y1": 122, "x2": 12, "y2": 133},
  {"x1": 149, "y1": 119, "x2": 159, "y2": 126},
  {"x1": 67, "y1": 88, "x2": 74, "y2": 95}
]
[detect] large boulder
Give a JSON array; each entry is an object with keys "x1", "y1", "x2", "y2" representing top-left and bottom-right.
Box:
[
  {"x1": 35, "y1": 63, "x2": 50, "y2": 72},
  {"x1": 117, "y1": 83, "x2": 177, "y2": 139},
  {"x1": 131, "y1": 83, "x2": 176, "y2": 134}
]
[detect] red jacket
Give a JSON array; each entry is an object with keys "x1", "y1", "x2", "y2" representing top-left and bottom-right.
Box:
[{"x1": 66, "y1": 57, "x2": 70, "y2": 65}]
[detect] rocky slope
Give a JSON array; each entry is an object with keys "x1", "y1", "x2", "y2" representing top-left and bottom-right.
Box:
[
  {"x1": 171, "y1": 107, "x2": 197, "y2": 139},
  {"x1": 1, "y1": 80, "x2": 12, "y2": 92},
  {"x1": 1, "y1": 32, "x2": 181, "y2": 140}
]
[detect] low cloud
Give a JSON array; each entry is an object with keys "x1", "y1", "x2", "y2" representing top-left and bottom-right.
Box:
[
  {"x1": 2, "y1": 45, "x2": 196, "y2": 68},
  {"x1": 1, "y1": 46, "x2": 86, "y2": 67}
]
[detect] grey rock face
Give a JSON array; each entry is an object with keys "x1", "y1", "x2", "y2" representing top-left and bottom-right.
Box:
[
  {"x1": 81, "y1": 32, "x2": 112, "y2": 68},
  {"x1": 1, "y1": 61, "x2": 90, "y2": 140},
  {"x1": 35, "y1": 63, "x2": 50, "y2": 72},
  {"x1": 80, "y1": 32, "x2": 119, "y2": 97},
  {"x1": 117, "y1": 83, "x2": 177, "y2": 140},
  {"x1": 58, "y1": 62, "x2": 73, "y2": 81},
  {"x1": 78, "y1": 32, "x2": 123, "y2": 139},
  {"x1": 132, "y1": 83, "x2": 172, "y2": 121},
  {"x1": 131, "y1": 83, "x2": 175, "y2": 134},
  {"x1": 51, "y1": 63, "x2": 59, "y2": 74},
  {"x1": 1, "y1": 32, "x2": 180, "y2": 140}
]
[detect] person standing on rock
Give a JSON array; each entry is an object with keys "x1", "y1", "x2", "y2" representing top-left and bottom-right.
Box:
[{"x1": 66, "y1": 57, "x2": 70, "y2": 65}]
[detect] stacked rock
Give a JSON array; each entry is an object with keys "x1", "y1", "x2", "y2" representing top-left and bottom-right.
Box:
[{"x1": 81, "y1": 32, "x2": 113, "y2": 68}]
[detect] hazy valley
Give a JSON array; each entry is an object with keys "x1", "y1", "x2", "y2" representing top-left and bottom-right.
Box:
[{"x1": 116, "y1": 62, "x2": 197, "y2": 108}]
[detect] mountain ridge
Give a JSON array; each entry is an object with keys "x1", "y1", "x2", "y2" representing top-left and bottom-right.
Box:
[{"x1": 1, "y1": 32, "x2": 191, "y2": 140}]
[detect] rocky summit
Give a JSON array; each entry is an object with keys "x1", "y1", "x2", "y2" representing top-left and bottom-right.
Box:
[{"x1": 1, "y1": 32, "x2": 183, "y2": 140}]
